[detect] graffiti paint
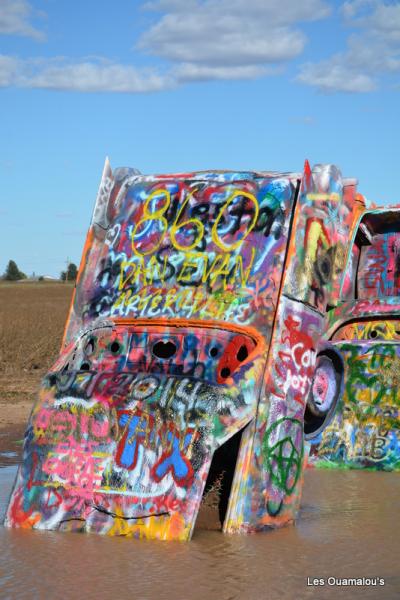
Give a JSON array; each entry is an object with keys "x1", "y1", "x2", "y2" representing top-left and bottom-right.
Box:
[
  {"x1": 309, "y1": 208, "x2": 400, "y2": 470},
  {"x1": 6, "y1": 161, "x2": 369, "y2": 539}
]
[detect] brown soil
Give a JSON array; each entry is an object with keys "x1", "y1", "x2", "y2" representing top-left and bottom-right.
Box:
[{"x1": 0, "y1": 282, "x2": 74, "y2": 431}]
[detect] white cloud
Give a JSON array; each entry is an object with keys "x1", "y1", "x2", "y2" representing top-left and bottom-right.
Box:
[
  {"x1": 0, "y1": 55, "x2": 19, "y2": 86},
  {"x1": 141, "y1": 25, "x2": 306, "y2": 67},
  {"x1": 139, "y1": 0, "x2": 330, "y2": 67},
  {"x1": 0, "y1": 54, "x2": 274, "y2": 92},
  {"x1": 342, "y1": 0, "x2": 400, "y2": 38},
  {"x1": 144, "y1": 0, "x2": 330, "y2": 26},
  {"x1": 298, "y1": 61, "x2": 376, "y2": 93},
  {"x1": 0, "y1": 55, "x2": 173, "y2": 93},
  {"x1": 19, "y1": 59, "x2": 172, "y2": 93},
  {"x1": 340, "y1": 0, "x2": 376, "y2": 19},
  {"x1": 362, "y1": 2, "x2": 400, "y2": 42},
  {"x1": 298, "y1": 1, "x2": 400, "y2": 92},
  {"x1": 0, "y1": 0, "x2": 44, "y2": 40},
  {"x1": 0, "y1": 0, "x2": 333, "y2": 92},
  {"x1": 174, "y1": 62, "x2": 272, "y2": 82}
]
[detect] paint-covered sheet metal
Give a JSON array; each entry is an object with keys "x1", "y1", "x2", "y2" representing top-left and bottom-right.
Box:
[
  {"x1": 5, "y1": 165, "x2": 301, "y2": 539},
  {"x1": 283, "y1": 163, "x2": 365, "y2": 311},
  {"x1": 326, "y1": 298, "x2": 400, "y2": 337},
  {"x1": 346, "y1": 207, "x2": 400, "y2": 301},
  {"x1": 309, "y1": 301, "x2": 400, "y2": 470},
  {"x1": 308, "y1": 340, "x2": 400, "y2": 470},
  {"x1": 227, "y1": 160, "x2": 360, "y2": 524},
  {"x1": 225, "y1": 295, "x2": 325, "y2": 532},
  {"x1": 64, "y1": 163, "x2": 298, "y2": 344},
  {"x1": 5, "y1": 320, "x2": 267, "y2": 540},
  {"x1": 308, "y1": 203, "x2": 400, "y2": 470},
  {"x1": 5, "y1": 161, "x2": 365, "y2": 537}
]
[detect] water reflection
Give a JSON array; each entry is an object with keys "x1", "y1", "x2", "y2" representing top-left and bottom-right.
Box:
[{"x1": 1, "y1": 465, "x2": 399, "y2": 599}]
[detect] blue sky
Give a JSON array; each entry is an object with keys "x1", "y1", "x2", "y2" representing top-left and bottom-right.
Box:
[{"x1": 0, "y1": 0, "x2": 399, "y2": 277}]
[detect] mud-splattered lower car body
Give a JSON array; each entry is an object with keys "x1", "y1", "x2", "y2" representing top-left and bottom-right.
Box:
[
  {"x1": 5, "y1": 161, "x2": 364, "y2": 539},
  {"x1": 308, "y1": 209, "x2": 400, "y2": 470}
]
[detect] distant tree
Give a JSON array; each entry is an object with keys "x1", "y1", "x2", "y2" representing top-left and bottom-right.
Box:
[
  {"x1": 38, "y1": 276, "x2": 44, "y2": 281},
  {"x1": 3, "y1": 260, "x2": 27, "y2": 281},
  {"x1": 61, "y1": 263, "x2": 78, "y2": 282},
  {"x1": 67, "y1": 263, "x2": 78, "y2": 281}
]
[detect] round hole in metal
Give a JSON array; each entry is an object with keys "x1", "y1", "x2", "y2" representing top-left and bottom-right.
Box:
[
  {"x1": 220, "y1": 367, "x2": 231, "y2": 379},
  {"x1": 236, "y1": 345, "x2": 248, "y2": 362},
  {"x1": 110, "y1": 341, "x2": 121, "y2": 354},
  {"x1": 152, "y1": 340, "x2": 177, "y2": 360}
]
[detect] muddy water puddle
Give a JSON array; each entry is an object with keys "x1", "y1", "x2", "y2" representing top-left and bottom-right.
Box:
[
  {"x1": 0, "y1": 425, "x2": 24, "y2": 468},
  {"x1": 1, "y1": 452, "x2": 399, "y2": 599}
]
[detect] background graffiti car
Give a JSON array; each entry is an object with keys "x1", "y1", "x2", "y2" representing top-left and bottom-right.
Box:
[
  {"x1": 308, "y1": 208, "x2": 400, "y2": 470},
  {"x1": 5, "y1": 160, "x2": 365, "y2": 539}
]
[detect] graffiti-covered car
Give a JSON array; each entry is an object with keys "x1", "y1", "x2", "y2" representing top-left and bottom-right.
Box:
[
  {"x1": 5, "y1": 160, "x2": 364, "y2": 539},
  {"x1": 308, "y1": 208, "x2": 400, "y2": 470}
]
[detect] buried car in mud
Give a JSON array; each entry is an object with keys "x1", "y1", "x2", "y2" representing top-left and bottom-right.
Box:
[
  {"x1": 308, "y1": 208, "x2": 400, "y2": 470},
  {"x1": 5, "y1": 160, "x2": 364, "y2": 539}
]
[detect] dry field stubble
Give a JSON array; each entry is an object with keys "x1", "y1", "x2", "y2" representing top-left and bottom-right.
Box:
[{"x1": 0, "y1": 282, "x2": 74, "y2": 428}]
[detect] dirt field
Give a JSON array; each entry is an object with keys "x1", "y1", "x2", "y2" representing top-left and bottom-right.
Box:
[{"x1": 0, "y1": 282, "x2": 74, "y2": 437}]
